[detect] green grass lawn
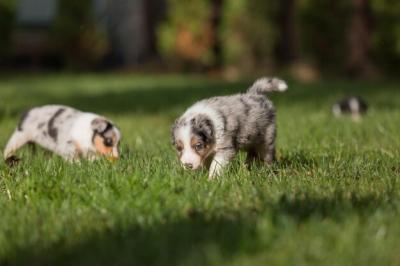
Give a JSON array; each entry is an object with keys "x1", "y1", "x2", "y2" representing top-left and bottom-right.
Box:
[{"x1": 0, "y1": 74, "x2": 399, "y2": 266}]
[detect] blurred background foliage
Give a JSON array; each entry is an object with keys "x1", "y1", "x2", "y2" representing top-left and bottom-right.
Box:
[
  {"x1": 221, "y1": 0, "x2": 277, "y2": 72},
  {"x1": 370, "y1": 0, "x2": 400, "y2": 75},
  {"x1": 0, "y1": 0, "x2": 16, "y2": 57},
  {"x1": 298, "y1": 1, "x2": 350, "y2": 72},
  {"x1": 51, "y1": 0, "x2": 109, "y2": 69},
  {"x1": 158, "y1": 0, "x2": 214, "y2": 67},
  {"x1": 0, "y1": 0, "x2": 399, "y2": 77}
]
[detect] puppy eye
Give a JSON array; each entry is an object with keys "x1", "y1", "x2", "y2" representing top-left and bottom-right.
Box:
[
  {"x1": 104, "y1": 138, "x2": 113, "y2": 147},
  {"x1": 194, "y1": 143, "x2": 204, "y2": 151},
  {"x1": 176, "y1": 146, "x2": 183, "y2": 152}
]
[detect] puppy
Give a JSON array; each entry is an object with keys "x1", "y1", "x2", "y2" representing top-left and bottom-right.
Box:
[
  {"x1": 3, "y1": 105, "x2": 121, "y2": 164},
  {"x1": 332, "y1": 96, "x2": 368, "y2": 121},
  {"x1": 171, "y1": 77, "x2": 288, "y2": 179}
]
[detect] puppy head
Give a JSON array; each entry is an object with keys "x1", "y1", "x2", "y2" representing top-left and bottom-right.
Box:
[
  {"x1": 172, "y1": 114, "x2": 215, "y2": 170},
  {"x1": 91, "y1": 117, "x2": 121, "y2": 160}
]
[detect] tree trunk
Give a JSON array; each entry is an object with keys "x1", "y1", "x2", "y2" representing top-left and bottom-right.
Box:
[
  {"x1": 144, "y1": 0, "x2": 166, "y2": 59},
  {"x1": 346, "y1": 0, "x2": 375, "y2": 77},
  {"x1": 210, "y1": 0, "x2": 223, "y2": 68},
  {"x1": 276, "y1": 0, "x2": 299, "y2": 66}
]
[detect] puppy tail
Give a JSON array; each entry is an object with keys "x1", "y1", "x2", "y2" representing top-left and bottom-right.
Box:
[{"x1": 247, "y1": 77, "x2": 288, "y2": 95}]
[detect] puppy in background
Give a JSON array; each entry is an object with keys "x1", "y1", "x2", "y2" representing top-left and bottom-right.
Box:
[
  {"x1": 171, "y1": 77, "x2": 288, "y2": 179},
  {"x1": 4, "y1": 105, "x2": 121, "y2": 165},
  {"x1": 332, "y1": 96, "x2": 368, "y2": 121}
]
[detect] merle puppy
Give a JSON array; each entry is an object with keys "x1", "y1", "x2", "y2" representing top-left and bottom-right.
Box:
[
  {"x1": 332, "y1": 96, "x2": 368, "y2": 121},
  {"x1": 4, "y1": 105, "x2": 121, "y2": 164},
  {"x1": 171, "y1": 77, "x2": 288, "y2": 179}
]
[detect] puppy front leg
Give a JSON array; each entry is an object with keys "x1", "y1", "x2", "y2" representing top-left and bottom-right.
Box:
[
  {"x1": 60, "y1": 140, "x2": 83, "y2": 162},
  {"x1": 208, "y1": 149, "x2": 235, "y2": 180}
]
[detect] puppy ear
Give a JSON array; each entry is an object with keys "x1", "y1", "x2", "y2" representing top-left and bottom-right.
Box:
[
  {"x1": 171, "y1": 119, "x2": 179, "y2": 146},
  {"x1": 193, "y1": 115, "x2": 214, "y2": 143},
  {"x1": 91, "y1": 118, "x2": 108, "y2": 133}
]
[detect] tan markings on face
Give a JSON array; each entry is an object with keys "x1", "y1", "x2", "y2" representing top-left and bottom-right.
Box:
[
  {"x1": 190, "y1": 135, "x2": 213, "y2": 161},
  {"x1": 94, "y1": 135, "x2": 114, "y2": 157},
  {"x1": 112, "y1": 132, "x2": 118, "y2": 143},
  {"x1": 175, "y1": 140, "x2": 184, "y2": 157}
]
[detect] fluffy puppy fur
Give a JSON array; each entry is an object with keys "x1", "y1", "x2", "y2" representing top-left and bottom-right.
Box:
[
  {"x1": 171, "y1": 77, "x2": 288, "y2": 179},
  {"x1": 3, "y1": 105, "x2": 121, "y2": 164},
  {"x1": 332, "y1": 96, "x2": 368, "y2": 121}
]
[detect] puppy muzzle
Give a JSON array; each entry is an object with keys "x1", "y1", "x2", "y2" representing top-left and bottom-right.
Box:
[{"x1": 106, "y1": 147, "x2": 119, "y2": 162}]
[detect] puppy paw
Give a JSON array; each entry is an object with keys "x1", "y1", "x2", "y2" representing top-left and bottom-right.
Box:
[{"x1": 5, "y1": 155, "x2": 21, "y2": 167}]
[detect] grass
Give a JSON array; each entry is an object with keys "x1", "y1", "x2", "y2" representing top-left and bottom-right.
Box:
[{"x1": 0, "y1": 73, "x2": 399, "y2": 266}]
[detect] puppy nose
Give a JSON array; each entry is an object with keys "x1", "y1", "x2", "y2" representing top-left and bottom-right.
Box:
[{"x1": 184, "y1": 163, "x2": 193, "y2": 169}]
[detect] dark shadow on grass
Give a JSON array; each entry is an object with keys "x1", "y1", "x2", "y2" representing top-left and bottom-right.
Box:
[
  {"x1": 3, "y1": 191, "x2": 394, "y2": 266},
  {"x1": 2, "y1": 79, "x2": 399, "y2": 119},
  {"x1": 277, "y1": 151, "x2": 317, "y2": 169},
  {"x1": 270, "y1": 191, "x2": 394, "y2": 224},
  {"x1": 66, "y1": 86, "x2": 233, "y2": 114},
  {"x1": 2, "y1": 82, "x2": 246, "y2": 117},
  {"x1": 5, "y1": 214, "x2": 260, "y2": 266},
  {"x1": 47, "y1": 84, "x2": 400, "y2": 115}
]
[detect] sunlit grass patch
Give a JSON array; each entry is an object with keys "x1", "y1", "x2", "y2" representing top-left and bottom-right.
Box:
[{"x1": 0, "y1": 74, "x2": 399, "y2": 266}]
